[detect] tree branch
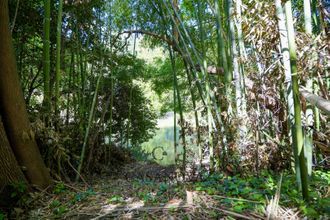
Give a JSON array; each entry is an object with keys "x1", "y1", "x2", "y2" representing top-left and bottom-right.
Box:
[
  {"x1": 300, "y1": 88, "x2": 330, "y2": 115},
  {"x1": 119, "y1": 29, "x2": 175, "y2": 49},
  {"x1": 118, "y1": 30, "x2": 223, "y2": 75}
]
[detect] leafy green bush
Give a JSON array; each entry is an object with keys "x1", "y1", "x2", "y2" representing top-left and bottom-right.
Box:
[
  {"x1": 0, "y1": 211, "x2": 5, "y2": 220},
  {"x1": 194, "y1": 171, "x2": 330, "y2": 218},
  {"x1": 53, "y1": 182, "x2": 66, "y2": 194}
]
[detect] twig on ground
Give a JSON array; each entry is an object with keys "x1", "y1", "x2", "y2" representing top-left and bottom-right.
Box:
[
  {"x1": 198, "y1": 193, "x2": 263, "y2": 220},
  {"x1": 211, "y1": 194, "x2": 264, "y2": 204},
  {"x1": 54, "y1": 180, "x2": 85, "y2": 193},
  {"x1": 91, "y1": 204, "x2": 193, "y2": 220},
  {"x1": 212, "y1": 207, "x2": 260, "y2": 220}
]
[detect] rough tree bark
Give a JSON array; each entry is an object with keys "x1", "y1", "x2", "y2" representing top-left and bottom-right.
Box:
[
  {"x1": 0, "y1": 116, "x2": 28, "y2": 209},
  {"x1": 0, "y1": 0, "x2": 51, "y2": 189},
  {"x1": 0, "y1": 116, "x2": 27, "y2": 189}
]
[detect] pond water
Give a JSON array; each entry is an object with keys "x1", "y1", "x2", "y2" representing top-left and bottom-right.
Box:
[
  {"x1": 141, "y1": 112, "x2": 179, "y2": 165},
  {"x1": 141, "y1": 112, "x2": 198, "y2": 166}
]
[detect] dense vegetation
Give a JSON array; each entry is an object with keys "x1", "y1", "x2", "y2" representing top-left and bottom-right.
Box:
[{"x1": 0, "y1": 0, "x2": 329, "y2": 219}]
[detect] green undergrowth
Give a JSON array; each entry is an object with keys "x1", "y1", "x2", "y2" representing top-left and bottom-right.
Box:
[
  {"x1": 194, "y1": 170, "x2": 329, "y2": 218},
  {"x1": 6, "y1": 170, "x2": 329, "y2": 219},
  {"x1": 131, "y1": 179, "x2": 186, "y2": 205}
]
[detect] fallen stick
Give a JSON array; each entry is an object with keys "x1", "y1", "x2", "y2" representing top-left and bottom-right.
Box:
[
  {"x1": 91, "y1": 204, "x2": 193, "y2": 220},
  {"x1": 53, "y1": 180, "x2": 85, "y2": 193},
  {"x1": 212, "y1": 207, "x2": 261, "y2": 220},
  {"x1": 211, "y1": 194, "x2": 264, "y2": 204},
  {"x1": 199, "y1": 194, "x2": 262, "y2": 220}
]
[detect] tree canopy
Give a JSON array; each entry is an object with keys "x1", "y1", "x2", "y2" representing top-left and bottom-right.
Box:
[{"x1": 0, "y1": 0, "x2": 329, "y2": 219}]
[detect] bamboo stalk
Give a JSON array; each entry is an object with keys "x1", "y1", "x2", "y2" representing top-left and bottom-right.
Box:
[
  {"x1": 43, "y1": 0, "x2": 51, "y2": 115},
  {"x1": 197, "y1": 1, "x2": 215, "y2": 171},
  {"x1": 55, "y1": 0, "x2": 63, "y2": 119},
  {"x1": 275, "y1": 0, "x2": 301, "y2": 188},
  {"x1": 285, "y1": 0, "x2": 309, "y2": 200},
  {"x1": 75, "y1": 74, "x2": 102, "y2": 182}
]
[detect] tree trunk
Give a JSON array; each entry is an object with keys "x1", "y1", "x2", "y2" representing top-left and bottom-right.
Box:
[
  {"x1": 0, "y1": 0, "x2": 51, "y2": 189},
  {"x1": 0, "y1": 116, "x2": 27, "y2": 209},
  {"x1": 0, "y1": 116, "x2": 27, "y2": 189}
]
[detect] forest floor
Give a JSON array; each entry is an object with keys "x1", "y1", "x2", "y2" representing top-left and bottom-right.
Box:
[
  {"x1": 24, "y1": 162, "x2": 265, "y2": 219},
  {"x1": 15, "y1": 161, "x2": 328, "y2": 219}
]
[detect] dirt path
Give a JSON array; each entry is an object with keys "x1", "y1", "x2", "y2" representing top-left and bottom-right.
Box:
[{"x1": 25, "y1": 162, "x2": 264, "y2": 219}]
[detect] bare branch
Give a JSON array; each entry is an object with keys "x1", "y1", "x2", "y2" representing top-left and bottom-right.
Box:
[
  {"x1": 300, "y1": 88, "x2": 330, "y2": 115},
  {"x1": 119, "y1": 29, "x2": 175, "y2": 48}
]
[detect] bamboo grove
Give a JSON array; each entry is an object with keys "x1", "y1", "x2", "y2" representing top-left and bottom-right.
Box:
[{"x1": 1, "y1": 0, "x2": 329, "y2": 206}]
